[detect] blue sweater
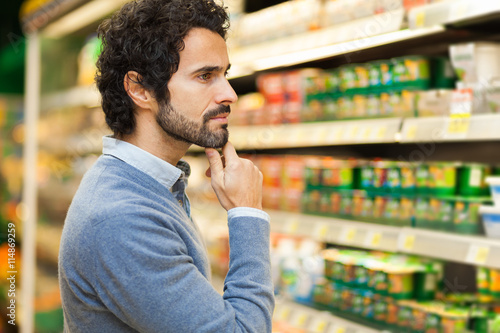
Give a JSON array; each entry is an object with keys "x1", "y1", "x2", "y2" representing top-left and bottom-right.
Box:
[{"x1": 59, "y1": 146, "x2": 274, "y2": 332}]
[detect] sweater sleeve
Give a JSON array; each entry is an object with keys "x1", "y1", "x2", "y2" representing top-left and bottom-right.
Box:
[{"x1": 92, "y1": 208, "x2": 274, "y2": 333}]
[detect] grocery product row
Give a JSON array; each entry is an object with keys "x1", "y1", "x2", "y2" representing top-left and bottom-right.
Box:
[
  {"x1": 231, "y1": 41, "x2": 500, "y2": 126},
  {"x1": 272, "y1": 234, "x2": 500, "y2": 333},
  {"x1": 243, "y1": 153, "x2": 500, "y2": 238}
]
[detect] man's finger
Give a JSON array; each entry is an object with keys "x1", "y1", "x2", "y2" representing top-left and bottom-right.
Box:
[
  {"x1": 221, "y1": 142, "x2": 238, "y2": 164},
  {"x1": 205, "y1": 148, "x2": 223, "y2": 178}
]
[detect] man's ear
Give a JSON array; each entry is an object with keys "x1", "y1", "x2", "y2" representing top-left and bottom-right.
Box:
[{"x1": 123, "y1": 71, "x2": 155, "y2": 109}]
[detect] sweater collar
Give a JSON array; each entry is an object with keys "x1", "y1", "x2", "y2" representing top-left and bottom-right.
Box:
[{"x1": 102, "y1": 136, "x2": 189, "y2": 190}]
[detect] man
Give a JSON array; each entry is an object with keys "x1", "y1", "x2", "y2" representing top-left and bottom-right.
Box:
[{"x1": 58, "y1": 0, "x2": 274, "y2": 332}]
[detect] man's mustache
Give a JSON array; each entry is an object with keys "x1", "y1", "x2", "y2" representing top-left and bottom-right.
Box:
[{"x1": 203, "y1": 105, "x2": 231, "y2": 123}]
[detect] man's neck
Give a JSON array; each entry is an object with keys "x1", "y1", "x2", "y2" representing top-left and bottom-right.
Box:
[{"x1": 119, "y1": 128, "x2": 191, "y2": 166}]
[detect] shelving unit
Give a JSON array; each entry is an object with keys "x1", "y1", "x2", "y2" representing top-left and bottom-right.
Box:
[
  {"x1": 191, "y1": 205, "x2": 500, "y2": 269},
  {"x1": 19, "y1": 0, "x2": 500, "y2": 332}
]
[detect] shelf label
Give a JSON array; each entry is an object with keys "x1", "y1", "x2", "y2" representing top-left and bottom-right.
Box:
[
  {"x1": 339, "y1": 227, "x2": 357, "y2": 244},
  {"x1": 364, "y1": 231, "x2": 382, "y2": 248},
  {"x1": 415, "y1": 10, "x2": 426, "y2": 28},
  {"x1": 335, "y1": 129, "x2": 344, "y2": 142},
  {"x1": 284, "y1": 218, "x2": 300, "y2": 235},
  {"x1": 290, "y1": 311, "x2": 309, "y2": 328},
  {"x1": 313, "y1": 223, "x2": 330, "y2": 240},
  {"x1": 405, "y1": 124, "x2": 418, "y2": 140},
  {"x1": 275, "y1": 305, "x2": 292, "y2": 321},
  {"x1": 327, "y1": 325, "x2": 346, "y2": 333},
  {"x1": 376, "y1": 126, "x2": 387, "y2": 140},
  {"x1": 445, "y1": 88, "x2": 472, "y2": 139},
  {"x1": 362, "y1": 127, "x2": 372, "y2": 141},
  {"x1": 349, "y1": 125, "x2": 360, "y2": 141},
  {"x1": 312, "y1": 127, "x2": 329, "y2": 145},
  {"x1": 399, "y1": 234, "x2": 416, "y2": 251},
  {"x1": 466, "y1": 245, "x2": 490, "y2": 265},
  {"x1": 308, "y1": 316, "x2": 329, "y2": 333}
]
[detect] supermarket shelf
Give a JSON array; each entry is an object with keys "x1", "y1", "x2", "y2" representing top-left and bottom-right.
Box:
[
  {"x1": 41, "y1": 85, "x2": 100, "y2": 112},
  {"x1": 408, "y1": 0, "x2": 500, "y2": 29},
  {"x1": 397, "y1": 227, "x2": 500, "y2": 269},
  {"x1": 267, "y1": 209, "x2": 500, "y2": 269},
  {"x1": 274, "y1": 298, "x2": 383, "y2": 333},
  {"x1": 269, "y1": 210, "x2": 401, "y2": 253},
  {"x1": 228, "y1": 9, "x2": 444, "y2": 78},
  {"x1": 399, "y1": 114, "x2": 500, "y2": 142},
  {"x1": 228, "y1": 118, "x2": 403, "y2": 150}
]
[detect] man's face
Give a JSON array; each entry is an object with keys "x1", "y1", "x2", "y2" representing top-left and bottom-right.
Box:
[{"x1": 156, "y1": 28, "x2": 237, "y2": 148}]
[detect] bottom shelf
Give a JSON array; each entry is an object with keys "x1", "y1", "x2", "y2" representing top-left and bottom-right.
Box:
[{"x1": 273, "y1": 298, "x2": 385, "y2": 333}]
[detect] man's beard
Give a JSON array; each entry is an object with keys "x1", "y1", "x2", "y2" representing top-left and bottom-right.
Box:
[{"x1": 155, "y1": 102, "x2": 230, "y2": 149}]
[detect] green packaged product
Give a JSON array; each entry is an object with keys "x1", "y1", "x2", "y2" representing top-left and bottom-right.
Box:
[
  {"x1": 339, "y1": 65, "x2": 357, "y2": 92},
  {"x1": 458, "y1": 163, "x2": 491, "y2": 197},
  {"x1": 321, "y1": 159, "x2": 356, "y2": 189},
  {"x1": 352, "y1": 94, "x2": 367, "y2": 119},
  {"x1": 373, "y1": 296, "x2": 388, "y2": 323},
  {"x1": 415, "y1": 196, "x2": 431, "y2": 229},
  {"x1": 454, "y1": 197, "x2": 489, "y2": 235},
  {"x1": 386, "y1": 266, "x2": 415, "y2": 300},
  {"x1": 400, "y1": 163, "x2": 417, "y2": 196},
  {"x1": 428, "y1": 162, "x2": 460, "y2": 197},
  {"x1": 399, "y1": 197, "x2": 414, "y2": 227},
  {"x1": 360, "y1": 163, "x2": 375, "y2": 191},
  {"x1": 416, "y1": 163, "x2": 430, "y2": 195},
  {"x1": 337, "y1": 94, "x2": 354, "y2": 119},
  {"x1": 437, "y1": 198, "x2": 455, "y2": 231},
  {"x1": 440, "y1": 308, "x2": 468, "y2": 333},
  {"x1": 391, "y1": 56, "x2": 431, "y2": 90},
  {"x1": 324, "y1": 69, "x2": 341, "y2": 94},
  {"x1": 353, "y1": 64, "x2": 370, "y2": 93},
  {"x1": 477, "y1": 266, "x2": 490, "y2": 296},
  {"x1": 322, "y1": 95, "x2": 338, "y2": 120},
  {"x1": 339, "y1": 191, "x2": 353, "y2": 217},
  {"x1": 366, "y1": 94, "x2": 381, "y2": 118},
  {"x1": 431, "y1": 56, "x2": 457, "y2": 89},
  {"x1": 384, "y1": 197, "x2": 400, "y2": 226}
]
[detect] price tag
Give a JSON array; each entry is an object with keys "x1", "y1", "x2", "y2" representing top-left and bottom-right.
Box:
[
  {"x1": 466, "y1": 245, "x2": 490, "y2": 265},
  {"x1": 445, "y1": 88, "x2": 472, "y2": 139},
  {"x1": 405, "y1": 124, "x2": 418, "y2": 140},
  {"x1": 327, "y1": 324, "x2": 346, "y2": 333},
  {"x1": 285, "y1": 218, "x2": 300, "y2": 235},
  {"x1": 362, "y1": 127, "x2": 372, "y2": 141},
  {"x1": 335, "y1": 129, "x2": 344, "y2": 142},
  {"x1": 339, "y1": 227, "x2": 357, "y2": 244},
  {"x1": 312, "y1": 127, "x2": 329, "y2": 145},
  {"x1": 349, "y1": 125, "x2": 360, "y2": 140},
  {"x1": 276, "y1": 305, "x2": 292, "y2": 321},
  {"x1": 313, "y1": 223, "x2": 330, "y2": 240},
  {"x1": 364, "y1": 231, "x2": 382, "y2": 248},
  {"x1": 376, "y1": 126, "x2": 387, "y2": 140},
  {"x1": 399, "y1": 234, "x2": 416, "y2": 251},
  {"x1": 308, "y1": 316, "x2": 329, "y2": 333},
  {"x1": 290, "y1": 311, "x2": 309, "y2": 328}
]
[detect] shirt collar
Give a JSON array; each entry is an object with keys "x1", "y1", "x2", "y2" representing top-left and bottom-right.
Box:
[{"x1": 102, "y1": 136, "x2": 190, "y2": 189}]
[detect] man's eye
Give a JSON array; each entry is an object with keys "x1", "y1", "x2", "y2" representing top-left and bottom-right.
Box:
[{"x1": 199, "y1": 73, "x2": 212, "y2": 81}]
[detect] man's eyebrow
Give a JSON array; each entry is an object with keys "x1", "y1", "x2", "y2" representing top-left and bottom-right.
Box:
[{"x1": 191, "y1": 64, "x2": 231, "y2": 75}]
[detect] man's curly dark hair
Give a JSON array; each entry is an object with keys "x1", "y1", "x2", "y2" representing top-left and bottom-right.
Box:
[{"x1": 95, "y1": 0, "x2": 230, "y2": 136}]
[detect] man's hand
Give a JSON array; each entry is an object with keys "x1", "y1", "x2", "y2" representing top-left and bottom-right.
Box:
[{"x1": 205, "y1": 142, "x2": 263, "y2": 211}]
